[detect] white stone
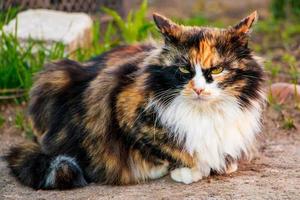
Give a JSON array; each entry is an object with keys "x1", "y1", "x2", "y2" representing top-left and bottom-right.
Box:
[{"x1": 3, "y1": 9, "x2": 93, "y2": 52}]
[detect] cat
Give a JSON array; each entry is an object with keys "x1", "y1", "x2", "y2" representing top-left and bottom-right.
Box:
[{"x1": 6, "y1": 11, "x2": 265, "y2": 189}]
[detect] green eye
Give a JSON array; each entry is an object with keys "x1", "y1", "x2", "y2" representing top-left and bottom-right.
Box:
[
  {"x1": 211, "y1": 66, "x2": 224, "y2": 75},
  {"x1": 179, "y1": 67, "x2": 190, "y2": 74}
]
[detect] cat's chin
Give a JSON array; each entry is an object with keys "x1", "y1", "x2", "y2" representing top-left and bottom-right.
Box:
[
  {"x1": 192, "y1": 95, "x2": 209, "y2": 100},
  {"x1": 186, "y1": 95, "x2": 214, "y2": 102},
  {"x1": 182, "y1": 94, "x2": 226, "y2": 108}
]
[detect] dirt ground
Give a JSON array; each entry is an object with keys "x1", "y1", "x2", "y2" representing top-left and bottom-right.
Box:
[{"x1": 0, "y1": 101, "x2": 299, "y2": 200}]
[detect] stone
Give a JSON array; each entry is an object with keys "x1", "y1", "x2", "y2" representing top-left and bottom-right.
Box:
[
  {"x1": 3, "y1": 9, "x2": 93, "y2": 52},
  {"x1": 270, "y1": 82, "x2": 300, "y2": 104}
]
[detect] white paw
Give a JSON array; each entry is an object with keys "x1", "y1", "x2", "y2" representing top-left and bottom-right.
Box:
[
  {"x1": 170, "y1": 167, "x2": 202, "y2": 184},
  {"x1": 225, "y1": 162, "x2": 238, "y2": 174}
]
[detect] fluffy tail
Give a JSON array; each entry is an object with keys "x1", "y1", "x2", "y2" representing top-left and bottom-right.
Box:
[{"x1": 5, "y1": 142, "x2": 87, "y2": 189}]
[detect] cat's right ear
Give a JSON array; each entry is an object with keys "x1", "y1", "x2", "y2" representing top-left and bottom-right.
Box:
[
  {"x1": 233, "y1": 11, "x2": 258, "y2": 34},
  {"x1": 153, "y1": 13, "x2": 182, "y2": 42}
]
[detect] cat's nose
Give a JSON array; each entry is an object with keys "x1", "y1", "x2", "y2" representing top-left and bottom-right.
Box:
[{"x1": 193, "y1": 88, "x2": 204, "y2": 95}]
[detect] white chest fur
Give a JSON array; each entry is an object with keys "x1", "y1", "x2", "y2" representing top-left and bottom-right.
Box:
[{"x1": 154, "y1": 96, "x2": 262, "y2": 172}]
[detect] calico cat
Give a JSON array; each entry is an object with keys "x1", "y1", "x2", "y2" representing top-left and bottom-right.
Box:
[{"x1": 6, "y1": 11, "x2": 264, "y2": 189}]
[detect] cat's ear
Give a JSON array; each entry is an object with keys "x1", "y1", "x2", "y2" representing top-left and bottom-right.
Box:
[
  {"x1": 233, "y1": 11, "x2": 258, "y2": 34},
  {"x1": 153, "y1": 13, "x2": 182, "y2": 41}
]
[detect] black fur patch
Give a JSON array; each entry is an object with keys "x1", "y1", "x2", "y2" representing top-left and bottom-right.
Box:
[
  {"x1": 6, "y1": 144, "x2": 52, "y2": 189},
  {"x1": 219, "y1": 60, "x2": 263, "y2": 108},
  {"x1": 145, "y1": 65, "x2": 190, "y2": 106}
]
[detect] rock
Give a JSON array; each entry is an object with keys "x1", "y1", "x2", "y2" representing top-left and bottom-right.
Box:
[
  {"x1": 3, "y1": 9, "x2": 93, "y2": 52},
  {"x1": 270, "y1": 82, "x2": 300, "y2": 104}
]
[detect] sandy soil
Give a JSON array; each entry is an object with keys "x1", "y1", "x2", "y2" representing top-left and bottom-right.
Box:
[{"x1": 0, "y1": 103, "x2": 299, "y2": 200}]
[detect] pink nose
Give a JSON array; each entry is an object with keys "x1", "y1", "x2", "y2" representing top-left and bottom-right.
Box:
[{"x1": 193, "y1": 88, "x2": 204, "y2": 95}]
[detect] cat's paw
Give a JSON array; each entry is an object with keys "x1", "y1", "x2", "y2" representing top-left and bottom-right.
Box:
[
  {"x1": 225, "y1": 162, "x2": 238, "y2": 174},
  {"x1": 170, "y1": 167, "x2": 202, "y2": 184}
]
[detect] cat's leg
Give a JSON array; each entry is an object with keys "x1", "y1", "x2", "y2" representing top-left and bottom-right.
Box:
[
  {"x1": 129, "y1": 150, "x2": 169, "y2": 182},
  {"x1": 148, "y1": 161, "x2": 169, "y2": 179},
  {"x1": 225, "y1": 161, "x2": 238, "y2": 174}
]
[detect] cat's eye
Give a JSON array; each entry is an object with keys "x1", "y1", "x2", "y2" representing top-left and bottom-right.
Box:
[
  {"x1": 211, "y1": 66, "x2": 224, "y2": 75},
  {"x1": 179, "y1": 67, "x2": 190, "y2": 74}
]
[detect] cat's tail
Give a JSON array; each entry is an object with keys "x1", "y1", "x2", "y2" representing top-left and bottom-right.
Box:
[{"x1": 5, "y1": 141, "x2": 87, "y2": 189}]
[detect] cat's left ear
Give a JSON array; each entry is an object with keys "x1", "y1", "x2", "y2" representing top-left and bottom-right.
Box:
[
  {"x1": 153, "y1": 13, "x2": 182, "y2": 42},
  {"x1": 233, "y1": 11, "x2": 258, "y2": 34}
]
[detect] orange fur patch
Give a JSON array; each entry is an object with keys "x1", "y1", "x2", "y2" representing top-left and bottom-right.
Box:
[
  {"x1": 161, "y1": 146, "x2": 196, "y2": 167},
  {"x1": 105, "y1": 45, "x2": 147, "y2": 67},
  {"x1": 190, "y1": 39, "x2": 220, "y2": 68},
  {"x1": 117, "y1": 83, "x2": 145, "y2": 129}
]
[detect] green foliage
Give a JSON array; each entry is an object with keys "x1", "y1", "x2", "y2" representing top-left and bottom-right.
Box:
[
  {"x1": 281, "y1": 23, "x2": 300, "y2": 43},
  {"x1": 267, "y1": 85, "x2": 282, "y2": 110},
  {"x1": 0, "y1": 7, "x2": 19, "y2": 29},
  {"x1": 0, "y1": 31, "x2": 66, "y2": 94},
  {"x1": 74, "y1": 21, "x2": 118, "y2": 62},
  {"x1": 251, "y1": 44, "x2": 263, "y2": 53},
  {"x1": 272, "y1": 101, "x2": 282, "y2": 113},
  {"x1": 290, "y1": 0, "x2": 300, "y2": 18},
  {"x1": 255, "y1": 19, "x2": 279, "y2": 34},
  {"x1": 102, "y1": 0, "x2": 155, "y2": 43},
  {"x1": 282, "y1": 53, "x2": 300, "y2": 105},
  {"x1": 0, "y1": 8, "x2": 67, "y2": 95},
  {"x1": 265, "y1": 60, "x2": 281, "y2": 80},
  {"x1": 282, "y1": 116, "x2": 296, "y2": 130},
  {"x1": 0, "y1": 114, "x2": 5, "y2": 128},
  {"x1": 178, "y1": 15, "x2": 209, "y2": 26},
  {"x1": 282, "y1": 53, "x2": 299, "y2": 84},
  {"x1": 271, "y1": 0, "x2": 300, "y2": 20},
  {"x1": 255, "y1": 19, "x2": 300, "y2": 46},
  {"x1": 0, "y1": 1, "x2": 156, "y2": 100},
  {"x1": 271, "y1": 0, "x2": 286, "y2": 19},
  {"x1": 15, "y1": 110, "x2": 34, "y2": 138},
  {"x1": 179, "y1": 15, "x2": 224, "y2": 27},
  {"x1": 14, "y1": 110, "x2": 25, "y2": 130}
]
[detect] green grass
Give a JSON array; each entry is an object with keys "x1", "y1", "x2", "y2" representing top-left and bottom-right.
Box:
[
  {"x1": 271, "y1": 0, "x2": 300, "y2": 20},
  {"x1": 265, "y1": 60, "x2": 281, "y2": 80},
  {"x1": 0, "y1": 1, "x2": 156, "y2": 100},
  {"x1": 102, "y1": 0, "x2": 155, "y2": 43},
  {"x1": 0, "y1": 114, "x2": 5, "y2": 128},
  {"x1": 282, "y1": 116, "x2": 296, "y2": 130},
  {"x1": 178, "y1": 15, "x2": 224, "y2": 28},
  {"x1": 255, "y1": 16, "x2": 300, "y2": 108},
  {"x1": 0, "y1": 6, "x2": 19, "y2": 29},
  {"x1": 282, "y1": 54, "x2": 299, "y2": 83},
  {"x1": 73, "y1": 21, "x2": 118, "y2": 62},
  {"x1": 0, "y1": 7, "x2": 67, "y2": 97},
  {"x1": 0, "y1": 10, "x2": 110, "y2": 97},
  {"x1": 15, "y1": 109, "x2": 34, "y2": 138},
  {"x1": 0, "y1": 31, "x2": 66, "y2": 97},
  {"x1": 255, "y1": 19, "x2": 300, "y2": 46}
]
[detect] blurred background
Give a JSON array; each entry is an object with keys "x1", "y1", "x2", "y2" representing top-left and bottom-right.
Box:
[{"x1": 0, "y1": 0, "x2": 299, "y2": 140}]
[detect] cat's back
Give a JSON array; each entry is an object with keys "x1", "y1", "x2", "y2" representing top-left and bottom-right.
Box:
[
  {"x1": 28, "y1": 44, "x2": 155, "y2": 137},
  {"x1": 90, "y1": 44, "x2": 155, "y2": 67}
]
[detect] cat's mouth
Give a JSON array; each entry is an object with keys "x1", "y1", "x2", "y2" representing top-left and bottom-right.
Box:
[
  {"x1": 180, "y1": 91, "x2": 214, "y2": 102},
  {"x1": 190, "y1": 94, "x2": 212, "y2": 102},
  {"x1": 191, "y1": 91, "x2": 212, "y2": 100}
]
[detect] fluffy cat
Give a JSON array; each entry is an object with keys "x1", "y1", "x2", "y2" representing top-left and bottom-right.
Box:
[{"x1": 6, "y1": 11, "x2": 264, "y2": 189}]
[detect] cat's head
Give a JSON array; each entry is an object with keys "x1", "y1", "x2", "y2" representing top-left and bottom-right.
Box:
[{"x1": 146, "y1": 11, "x2": 264, "y2": 109}]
